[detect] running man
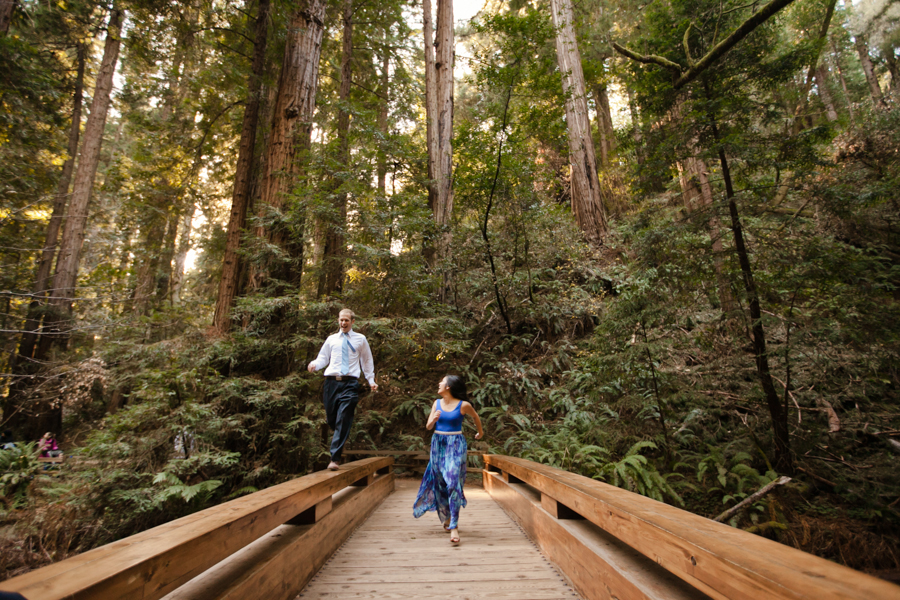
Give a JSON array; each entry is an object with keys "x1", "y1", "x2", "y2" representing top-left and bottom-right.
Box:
[{"x1": 308, "y1": 308, "x2": 378, "y2": 470}]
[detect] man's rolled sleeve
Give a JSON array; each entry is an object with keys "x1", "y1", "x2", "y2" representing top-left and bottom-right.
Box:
[{"x1": 360, "y1": 338, "x2": 376, "y2": 386}]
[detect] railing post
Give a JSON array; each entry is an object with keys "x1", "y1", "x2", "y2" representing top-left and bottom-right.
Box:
[
  {"x1": 502, "y1": 471, "x2": 524, "y2": 484},
  {"x1": 288, "y1": 496, "x2": 333, "y2": 525},
  {"x1": 540, "y1": 493, "x2": 583, "y2": 520},
  {"x1": 352, "y1": 473, "x2": 375, "y2": 487}
]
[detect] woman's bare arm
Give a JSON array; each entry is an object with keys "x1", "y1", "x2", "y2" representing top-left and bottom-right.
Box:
[
  {"x1": 462, "y1": 402, "x2": 484, "y2": 439},
  {"x1": 425, "y1": 401, "x2": 441, "y2": 430}
]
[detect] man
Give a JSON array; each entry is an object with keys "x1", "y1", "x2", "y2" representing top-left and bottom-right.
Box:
[{"x1": 308, "y1": 308, "x2": 378, "y2": 470}]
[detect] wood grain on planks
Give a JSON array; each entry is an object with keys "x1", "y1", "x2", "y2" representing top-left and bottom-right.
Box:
[{"x1": 296, "y1": 478, "x2": 581, "y2": 600}]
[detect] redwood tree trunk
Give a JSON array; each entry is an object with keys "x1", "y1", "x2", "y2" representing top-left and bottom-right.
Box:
[
  {"x1": 250, "y1": 0, "x2": 325, "y2": 292},
  {"x1": 213, "y1": 0, "x2": 270, "y2": 333},
  {"x1": 423, "y1": 0, "x2": 454, "y2": 287},
  {"x1": 423, "y1": 0, "x2": 437, "y2": 210},
  {"x1": 44, "y1": 7, "x2": 123, "y2": 348},
  {"x1": 592, "y1": 83, "x2": 615, "y2": 168},
  {"x1": 155, "y1": 213, "x2": 179, "y2": 301},
  {"x1": 550, "y1": 0, "x2": 607, "y2": 246},
  {"x1": 830, "y1": 38, "x2": 855, "y2": 125},
  {"x1": 18, "y1": 44, "x2": 86, "y2": 362},
  {"x1": 815, "y1": 65, "x2": 839, "y2": 122},
  {"x1": 376, "y1": 34, "x2": 389, "y2": 198},
  {"x1": 855, "y1": 36, "x2": 884, "y2": 107},
  {"x1": 318, "y1": 0, "x2": 353, "y2": 298},
  {"x1": 0, "y1": 0, "x2": 16, "y2": 34},
  {"x1": 172, "y1": 204, "x2": 194, "y2": 304},
  {"x1": 884, "y1": 51, "x2": 900, "y2": 95}
]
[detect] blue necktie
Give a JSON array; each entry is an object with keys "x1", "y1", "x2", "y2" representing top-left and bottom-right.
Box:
[{"x1": 341, "y1": 333, "x2": 356, "y2": 375}]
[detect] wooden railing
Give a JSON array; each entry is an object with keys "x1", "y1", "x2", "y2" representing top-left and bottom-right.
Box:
[
  {"x1": 1, "y1": 457, "x2": 393, "y2": 600},
  {"x1": 483, "y1": 454, "x2": 899, "y2": 600}
]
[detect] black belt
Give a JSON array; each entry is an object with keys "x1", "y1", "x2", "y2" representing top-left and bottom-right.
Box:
[{"x1": 325, "y1": 375, "x2": 357, "y2": 381}]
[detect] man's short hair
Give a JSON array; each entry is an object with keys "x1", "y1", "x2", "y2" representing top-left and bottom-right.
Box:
[{"x1": 339, "y1": 308, "x2": 355, "y2": 320}]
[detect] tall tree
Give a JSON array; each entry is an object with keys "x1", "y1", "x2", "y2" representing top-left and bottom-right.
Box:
[
  {"x1": 317, "y1": 0, "x2": 353, "y2": 298},
  {"x1": 592, "y1": 82, "x2": 616, "y2": 168},
  {"x1": 17, "y1": 44, "x2": 86, "y2": 363},
  {"x1": 250, "y1": 0, "x2": 326, "y2": 292},
  {"x1": 213, "y1": 0, "x2": 271, "y2": 333},
  {"x1": 854, "y1": 35, "x2": 885, "y2": 106},
  {"x1": 44, "y1": 6, "x2": 123, "y2": 350},
  {"x1": 550, "y1": 0, "x2": 607, "y2": 246},
  {"x1": 423, "y1": 0, "x2": 454, "y2": 290}
]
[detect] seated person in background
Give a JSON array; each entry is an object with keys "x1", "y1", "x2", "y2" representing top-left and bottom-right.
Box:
[
  {"x1": 0, "y1": 430, "x2": 15, "y2": 449},
  {"x1": 39, "y1": 432, "x2": 61, "y2": 457}
]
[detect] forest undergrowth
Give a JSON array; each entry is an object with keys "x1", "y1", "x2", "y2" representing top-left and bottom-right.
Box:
[
  {"x1": 3, "y1": 0, "x2": 900, "y2": 578},
  {"x1": 3, "y1": 107, "x2": 900, "y2": 580}
]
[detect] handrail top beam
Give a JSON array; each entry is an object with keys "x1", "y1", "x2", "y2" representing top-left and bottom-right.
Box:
[
  {"x1": 2, "y1": 457, "x2": 391, "y2": 600},
  {"x1": 483, "y1": 454, "x2": 898, "y2": 600}
]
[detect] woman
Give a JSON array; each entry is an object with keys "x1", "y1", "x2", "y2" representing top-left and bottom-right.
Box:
[
  {"x1": 39, "y1": 432, "x2": 59, "y2": 457},
  {"x1": 413, "y1": 375, "x2": 484, "y2": 544}
]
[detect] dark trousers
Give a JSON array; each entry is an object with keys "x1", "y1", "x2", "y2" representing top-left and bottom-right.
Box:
[{"x1": 323, "y1": 378, "x2": 359, "y2": 462}]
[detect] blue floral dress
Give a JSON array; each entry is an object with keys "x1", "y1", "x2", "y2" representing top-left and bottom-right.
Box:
[{"x1": 413, "y1": 400, "x2": 468, "y2": 529}]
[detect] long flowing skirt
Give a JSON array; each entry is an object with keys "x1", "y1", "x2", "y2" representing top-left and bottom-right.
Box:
[{"x1": 412, "y1": 433, "x2": 467, "y2": 529}]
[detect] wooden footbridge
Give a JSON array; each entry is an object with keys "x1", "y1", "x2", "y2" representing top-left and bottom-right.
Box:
[{"x1": 3, "y1": 456, "x2": 898, "y2": 600}]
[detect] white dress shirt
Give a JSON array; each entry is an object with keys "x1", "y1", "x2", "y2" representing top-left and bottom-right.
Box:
[{"x1": 311, "y1": 329, "x2": 376, "y2": 386}]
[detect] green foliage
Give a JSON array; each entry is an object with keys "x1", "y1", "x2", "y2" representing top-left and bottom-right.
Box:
[
  {"x1": 152, "y1": 472, "x2": 223, "y2": 505},
  {"x1": 0, "y1": 442, "x2": 45, "y2": 509},
  {"x1": 598, "y1": 441, "x2": 683, "y2": 505}
]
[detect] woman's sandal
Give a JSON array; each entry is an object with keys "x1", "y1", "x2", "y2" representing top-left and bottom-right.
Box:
[
  {"x1": 443, "y1": 518, "x2": 451, "y2": 531},
  {"x1": 450, "y1": 530, "x2": 460, "y2": 544}
]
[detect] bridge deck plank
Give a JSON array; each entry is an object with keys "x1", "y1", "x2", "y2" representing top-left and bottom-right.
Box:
[{"x1": 297, "y1": 479, "x2": 581, "y2": 600}]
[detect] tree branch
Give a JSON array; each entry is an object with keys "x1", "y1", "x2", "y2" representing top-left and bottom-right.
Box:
[
  {"x1": 683, "y1": 22, "x2": 696, "y2": 68},
  {"x1": 714, "y1": 476, "x2": 791, "y2": 522},
  {"x1": 674, "y1": 0, "x2": 798, "y2": 88},
  {"x1": 613, "y1": 0, "x2": 798, "y2": 89},
  {"x1": 611, "y1": 42, "x2": 683, "y2": 72}
]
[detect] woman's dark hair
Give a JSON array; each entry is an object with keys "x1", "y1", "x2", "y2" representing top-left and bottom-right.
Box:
[{"x1": 445, "y1": 375, "x2": 468, "y2": 402}]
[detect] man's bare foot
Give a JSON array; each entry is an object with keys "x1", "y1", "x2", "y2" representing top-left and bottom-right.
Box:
[
  {"x1": 328, "y1": 461, "x2": 340, "y2": 471},
  {"x1": 449, "y1": 529, "x2": 460, "y2": 544}
]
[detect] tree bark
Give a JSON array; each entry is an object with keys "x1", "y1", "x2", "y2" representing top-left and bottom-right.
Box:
[
  {"x1": 592, "y1": 83, "x2": 615, "y2": 168},
  {"x1": 377, "y1": 33, "x2": 390, "y2": 198},
  {"x1": 830, "y1": 37, "x2": 855, "y2": 125},
  {"x1": 250, "y1": 0, "x2": 325, "y2": 292},
  {"x1": 317, "y1": 0, "x2": 353, "y2": 298},
  {"x1": 884, "y1": 51, "x2": 900, "y2": 96},
  {"x1": 44, "y1": 7, "x2": 123, "y2": 347},
  {"x1": 172, "y1": 203, "x2": 195, "y2": 303},
  {"x1": 592, "y1": 86, "x2": 609, "y2": 168},
  {"x1": 422, "y1": 0, "x2": 454, "y2": 293},
  {"x1": 673, "y1": 96, "x2": 734, "y2": 314},
  {"x1": 550, "y1": 0, "x2": 607, "y2": 246},
  {"x1": 815, "y1": 65, "x2": 839, "y2": 122},
  {"x1": 855, "y1": 36, "x2": 885, "y2": 107},
  {"x1": 132, "y1": 214, "x2": 167, "y2": 315},
  {"x1": 422, "y1": 0, "x2": 437, "y2": 216},
  {"x1": 213, "y1": 0, "x2": 270, "y2": 333},
  {"x1": 0, "y1": 0, "x2": 16, "y2": 35},
  {"x1": 155, "y1": 212, "x2": 180, "y2": 301},
  {"x1": 695, "y1": 161, "x2": 733, "y2": 314},
  {"x1": 18, "y1": 44, "x2": 86, "y2": 362}
]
